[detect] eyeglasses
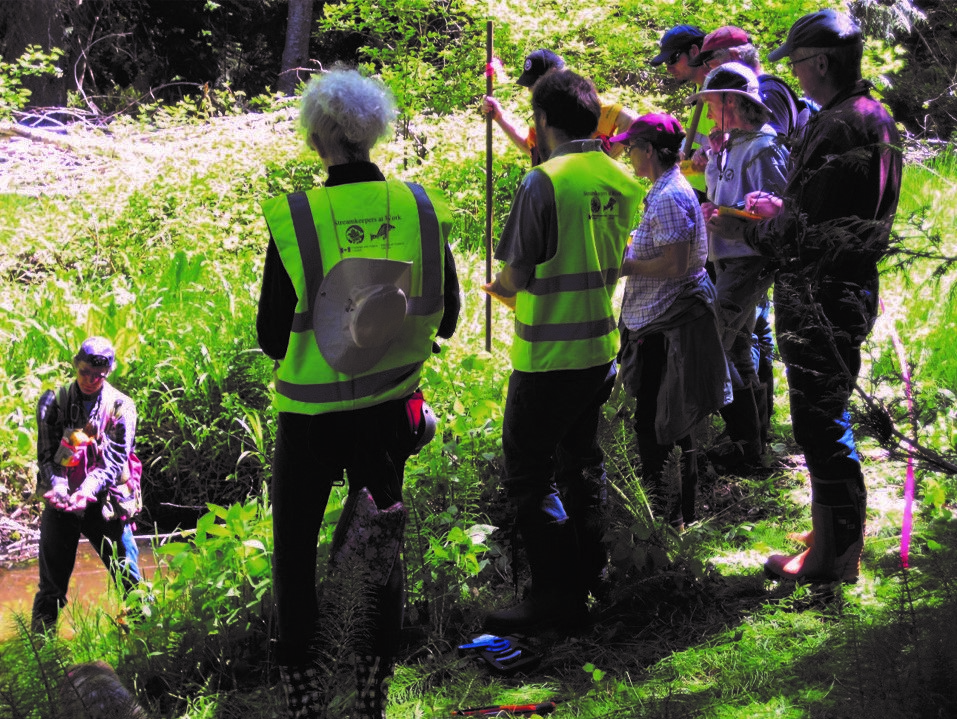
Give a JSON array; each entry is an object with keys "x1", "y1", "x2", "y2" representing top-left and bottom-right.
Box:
[
  {"x1": 78, "y1": 367, "x2": 109, "y2": 380},
  {"x1": 665, "y1": 49, "x2": 686, "y2": 66},
  {"x1": 788, "y1": 54, "x2": 819, "y2": 70}
]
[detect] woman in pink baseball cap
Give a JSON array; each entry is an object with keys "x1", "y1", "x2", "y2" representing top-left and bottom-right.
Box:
[{"x1": 612, "y1": 113, "x2": 732, "y2": 529}]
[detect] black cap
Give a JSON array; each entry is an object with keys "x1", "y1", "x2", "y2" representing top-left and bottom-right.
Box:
[
  {"x1": 650, "y1": 24, "x2": 706, "y2": 66},
  {"x1": 768, "y1": 9, "x2": 862, "y2": 61},
  {"x1": 516, "y1": 49, "x2": 565, "y2": 88}
]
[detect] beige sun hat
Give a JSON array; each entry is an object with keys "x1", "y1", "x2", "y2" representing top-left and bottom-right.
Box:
[{"x1": 314, "y1": 257, "x2": 412, "y2": 374}]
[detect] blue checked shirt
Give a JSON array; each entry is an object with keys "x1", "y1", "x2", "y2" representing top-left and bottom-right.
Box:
[{"x1": 621, "y1": 165, "x2": 709, "y2": 331}]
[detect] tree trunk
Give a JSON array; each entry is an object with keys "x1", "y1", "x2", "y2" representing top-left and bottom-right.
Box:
[
  {"x1": 0, "y1": 0, "x2": 68, "y2": 109},
  {"x1": 277, "y1": 0, "x2": 315, "y2": 97}
]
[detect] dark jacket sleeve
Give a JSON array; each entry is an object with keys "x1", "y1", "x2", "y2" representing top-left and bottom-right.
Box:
[
  {"x1": 438, "y1": 242, "x2": 460, "y2": 340},
  {"x1": 256, "y1": 235, "x2": 297, "y2": 361},
  {"x1": 82, "y1": 387, "x2": 136, "y2": 496},
  {"x1": 36, "y1": 388, "x2": 67, "y2": 492}
]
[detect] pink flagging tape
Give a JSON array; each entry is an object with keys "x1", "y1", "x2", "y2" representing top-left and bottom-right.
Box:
[{"x1": 881, "y1": 298, "x2": 916, "y2": 568}]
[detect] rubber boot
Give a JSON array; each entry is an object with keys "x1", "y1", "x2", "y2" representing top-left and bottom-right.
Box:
[
  {"x1": 765, "y1": 501, "x2": 864, "y2": 583},
  {"x1": 355, "y1": 654, "x2": 390, "y2": 719},
  {"x1": 566, "y1": 466, "x2": 609, "y2": 598},
  {"x1": 58, "y1": 661, "x2": 149, "y2": 718},
  {"x1": 635, "y1": 424, "x2": 683, "y2": 527},
  {"x1": 278, "y1": 663, "x2": 324, "y2": 719},
  {"x1": 484, "y1": 519, "x2": 586, "y2": 634},
  {"x1": 708, "y1": 386, "x2": 763, "y2": 474},
  {"x1": 754, "y1": 382, "x2": 770, "y2": 452},
  {"x1": 787, "y1": 530, "x2": 814, "y2": 548},
  {"x1": 679, "y1": 441, "x2": 699, "y2": 527}
]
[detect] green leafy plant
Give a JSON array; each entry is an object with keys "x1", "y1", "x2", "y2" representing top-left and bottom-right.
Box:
[{"x1": 0, "y1": 45, "x2": 64, "y2": 120}]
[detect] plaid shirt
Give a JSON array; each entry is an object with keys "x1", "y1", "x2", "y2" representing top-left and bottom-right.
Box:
[
  {"x1": 621, "y1": 165, "x2": 708, "y2": 331},
  {"x1": 36, "y1": 381, "x2": 136, "y2": 497}
]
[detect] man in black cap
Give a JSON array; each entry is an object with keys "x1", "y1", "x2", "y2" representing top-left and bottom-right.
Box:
[
  {"x1": 482, "y1": 48, "x2": 636, "y2": 164},
  {"x1": 711, "y1": 9, "x2": 902, "y2": 584},
  {"x1": 649, "y1": 25, "x2": 714, "y2": 198},
  {"x1": 650, "y1": 24, "x2": 708, "y2": 83}
]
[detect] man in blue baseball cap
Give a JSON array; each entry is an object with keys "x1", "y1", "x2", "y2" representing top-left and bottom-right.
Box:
[
  {"x1": 648, "y1": 25, "x2": 714, "y2": 200},
  {"x1": 710, "y1": 8, "x2": 902, "y2": 584},
  {"x1": 650, "y1": 24, "x2": 707, "y2": 76}
]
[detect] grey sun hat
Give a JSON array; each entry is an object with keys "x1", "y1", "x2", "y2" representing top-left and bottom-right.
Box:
[
  {"x1": 768, "y1": 9, "x2": 863, "y2": 62},
  {"x1": 314, "y1": 257, "x2": 412, "y2": 375},
  {"x1": 686, "y1": 62, "x2": 772, "y2": 116}
]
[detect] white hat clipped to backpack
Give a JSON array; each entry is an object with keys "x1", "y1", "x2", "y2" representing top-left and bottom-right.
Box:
[{"x1": 313, "y1": 257, "x2": 413, "y2": 375}]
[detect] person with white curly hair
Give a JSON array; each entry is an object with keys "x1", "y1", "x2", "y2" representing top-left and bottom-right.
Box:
[{"x1": 258, "y1": 66, "x2": 460, "y2": 719}]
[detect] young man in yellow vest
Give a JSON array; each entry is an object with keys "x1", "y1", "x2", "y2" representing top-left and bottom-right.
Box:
[
  {"x1": 484, "y1": 70, "x2": 641, "y2": 634},
  {"x1": 258, "y1": 68, "x2": 460, "y2": 719},
  {"x1": 482, "y1": 48, "x2": 637, "y2": 164},
  {"x1": 649, "y1": 25, "x2": 715, "y2": 200}
]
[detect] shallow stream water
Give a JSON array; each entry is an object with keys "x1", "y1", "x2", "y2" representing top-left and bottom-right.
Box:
[{"x1": 0, "y1": 539, "x2": 158, "y2": 640}]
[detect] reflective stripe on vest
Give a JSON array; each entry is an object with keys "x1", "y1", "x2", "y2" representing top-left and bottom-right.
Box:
[
  {"x1": 275, "y1": 362, "x2": 420, "y2": 404},
  {"x1": 262, "y1": 180, "x2": 444, "y2": 413},
  {"x1": 511, "y1": 150, "x2": 640, "y2": 372},
  {"x1": 516, "y1": 316, "x2": 616, "y2": 343},
  {"x1": 525, "y1": 267, "x2": 620, "y2": 295}
]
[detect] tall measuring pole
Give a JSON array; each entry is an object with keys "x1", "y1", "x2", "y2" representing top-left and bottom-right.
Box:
[
  {"x1": 682, "y1": 98, "x2": 704, "y2": 159},
  {"x1": 484, "y1": 20, "x2": 494, "y2": 352}
]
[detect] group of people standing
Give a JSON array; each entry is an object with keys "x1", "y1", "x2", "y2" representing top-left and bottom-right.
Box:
[
  {"x1": 30, "y1": 8, "x2": 901, "y2": 719},
  {"x1": 480, "y1": 6, "x2": 901, "y2": 645},
  {"x1": 257, "y1": 8, "x2": 901, "y2": 718}
]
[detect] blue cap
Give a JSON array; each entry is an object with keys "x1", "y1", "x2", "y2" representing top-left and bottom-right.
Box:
[
  {"x1": 768, "y1": 10, "x2": 862, "y2": 61},
  {"x1": 75, "y1": 336, "x2": 115, "y2": 368},
  {"x1": 650, "y1": 25, "x2": 706, "y2": 66}
]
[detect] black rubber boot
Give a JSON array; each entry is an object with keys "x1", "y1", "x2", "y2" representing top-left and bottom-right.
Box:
[
  {"x1": 709, "y1": 385, "x2": 764, "y2": 473},
  {"x1": 278, "y1": 663, "x2": 324, "y2": 719},
  {"x1": 679, "y1": 440, "x2": 699, "y2": 527},
  {"x1": 754, "y1": 382, "x2": 770, "y2": 451},
  {"x1": 566, "y1": 465, "x2": 609, "y2": 598},
  {"x1": 484, "y1": 518, "x2": 587, "y2": 635},
  {"x1": 355, "y1": 654, "x2": 390, "y2": 719}
]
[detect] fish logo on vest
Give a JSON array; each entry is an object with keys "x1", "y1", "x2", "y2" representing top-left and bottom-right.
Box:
[
  {"x1": 370, "y1": 222, "x2": 396, "y2": 241},
  {"x1": 588, "y1": 193, "x2": 620, "y2": 219}
]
